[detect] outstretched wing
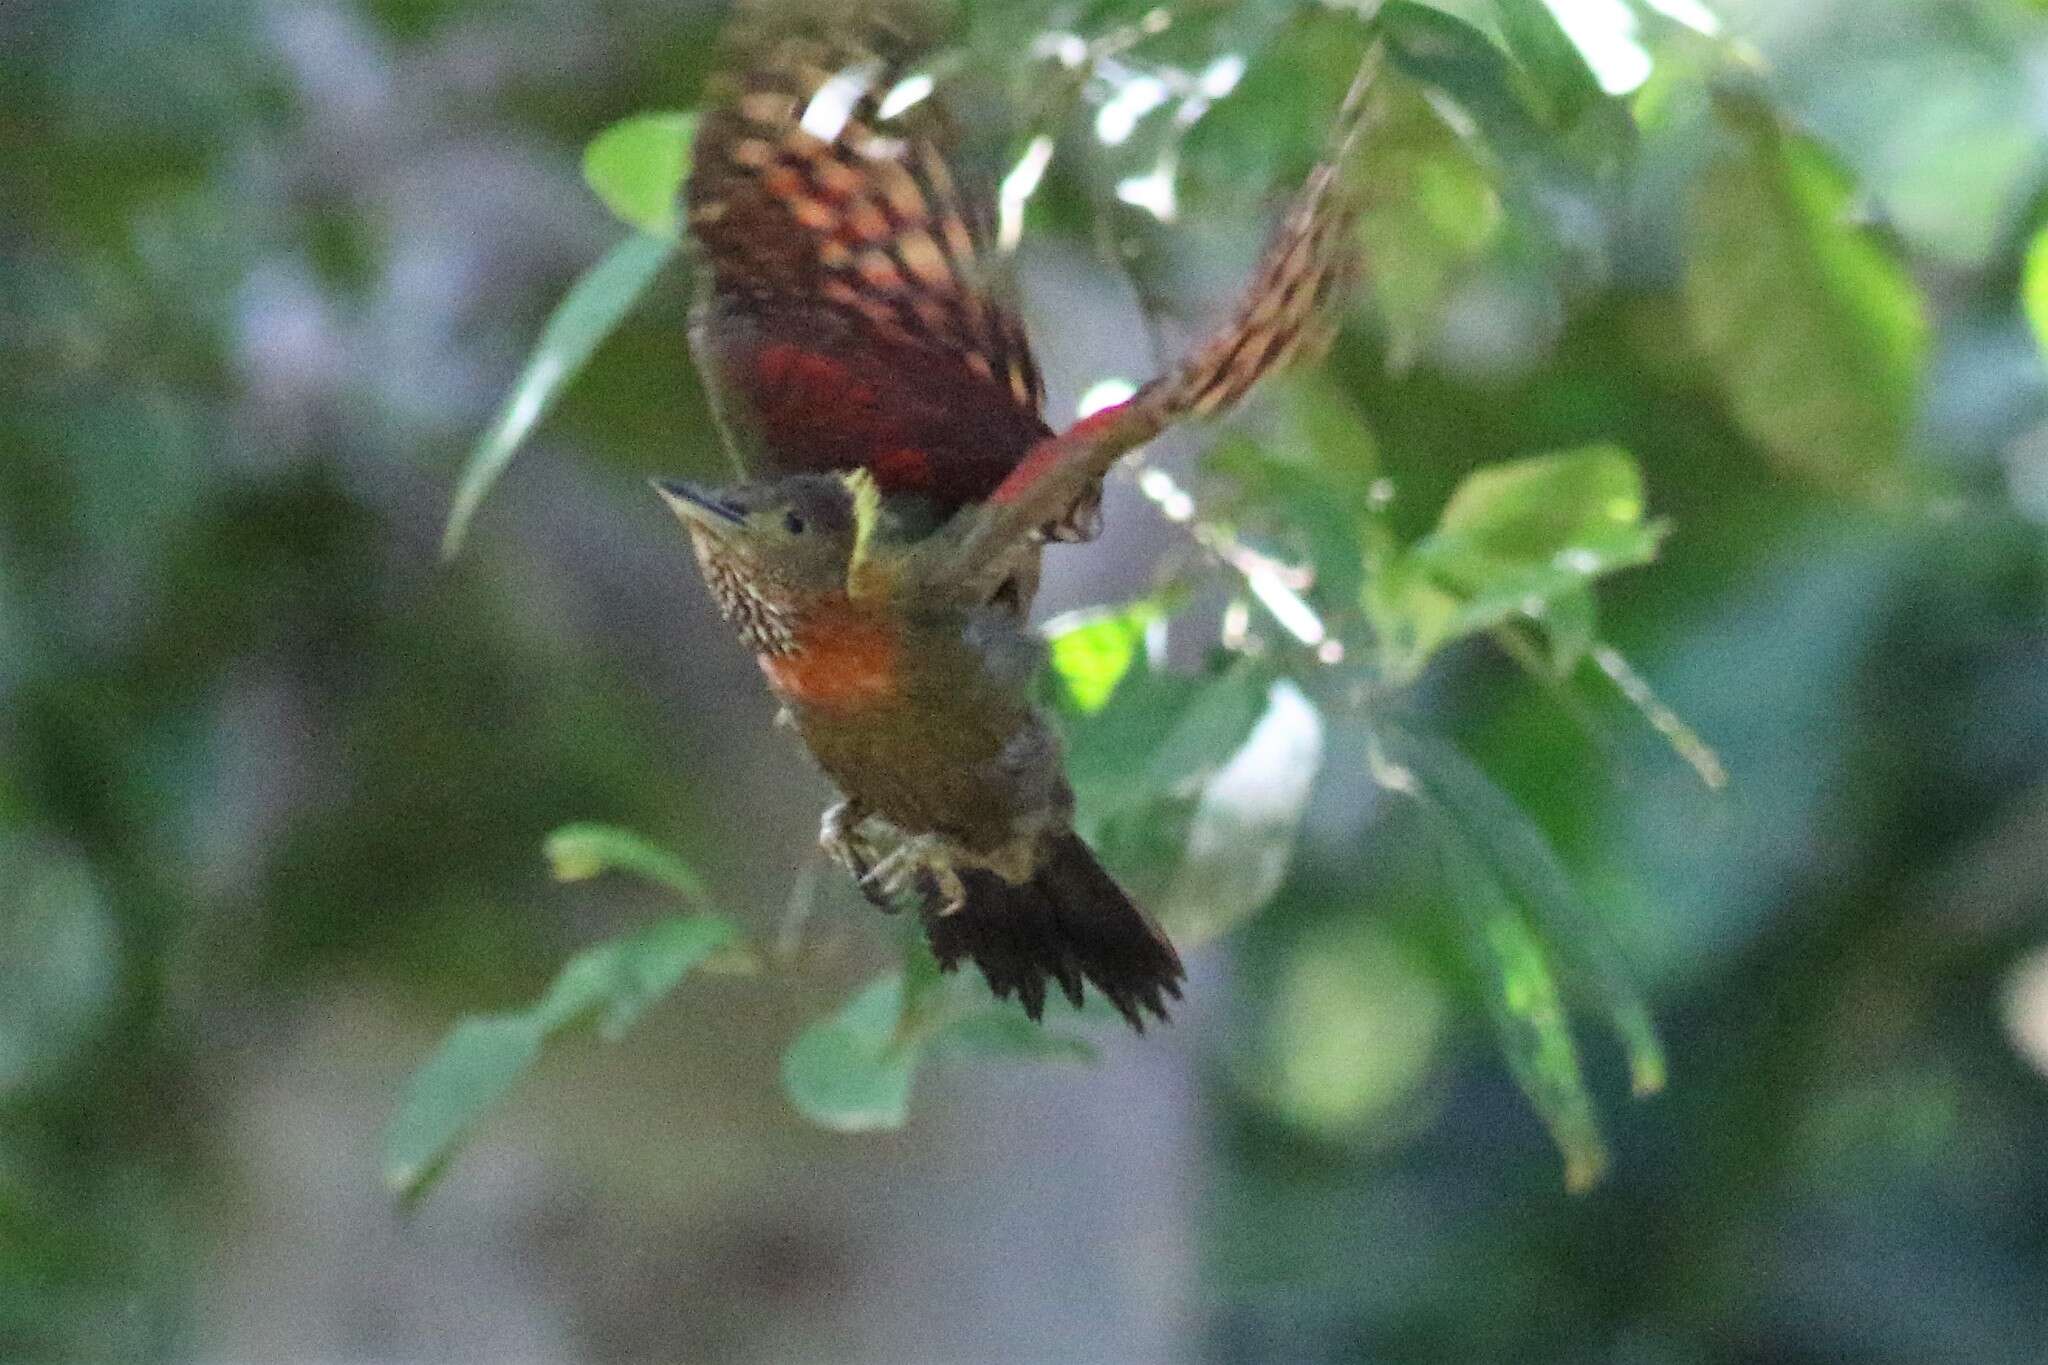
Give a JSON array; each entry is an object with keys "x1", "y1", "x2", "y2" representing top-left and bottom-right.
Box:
[
  {"x1": 920, "y1": 44, "x2": 1381, "y2": 597},
  {"x1": 687, "y1": 1, "x2": 1053, "y2": 516}
]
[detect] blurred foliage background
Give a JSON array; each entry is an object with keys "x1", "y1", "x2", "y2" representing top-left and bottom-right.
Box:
[{"x1": 7, "y1": 0, "x2": 2048, "y2": 1359}]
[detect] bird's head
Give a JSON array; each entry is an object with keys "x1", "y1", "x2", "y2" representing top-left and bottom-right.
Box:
[{"x1": 655, "y1": 470, "x2": 887, "y2": 656}]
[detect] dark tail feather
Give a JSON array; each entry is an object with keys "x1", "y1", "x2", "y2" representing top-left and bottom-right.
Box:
[{"x1": 921, "y1": 833, "x2": 1185, "y2": 1031}]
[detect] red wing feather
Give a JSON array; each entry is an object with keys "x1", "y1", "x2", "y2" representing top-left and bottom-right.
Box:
[{"x1": 687, "y1": 3, "x2": 1051, "y2": 508}]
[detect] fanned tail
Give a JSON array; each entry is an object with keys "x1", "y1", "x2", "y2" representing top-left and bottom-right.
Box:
[{"x1": 921, "y1": 832, "x2": 1185, "y2": 1031}]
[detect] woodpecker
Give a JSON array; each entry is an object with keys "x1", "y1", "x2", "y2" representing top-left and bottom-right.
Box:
[
  {"x1": 664, "y1": 0, "x2": 1376, "y2": 1027},
  {"x1": 658, "y1": 469, "x2": 1184, "y2": 1027}
]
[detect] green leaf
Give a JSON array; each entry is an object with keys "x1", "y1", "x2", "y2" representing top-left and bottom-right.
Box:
[
  {"x1": 934, "y1": 1007, "x2": 1100, "y2": 1064},
  {"x1": 1143, "y1": 665, "x2": 1274, "y2": 798},
  {"x1": 1068, "y1": 670, "x2": 1323, "y2": 948},
  {"x1": 441, "y1": 232, "x2": 674, "y2": 559},
  {"x1": 383, "y1": 913, "x2": 735, "y2": 1203},
  {"x1": 1062, "y1": 659, "x2": 1267, "y2": 825},
  {"x1": 1370, "y1": 724, "x2": 1666, "y2": 1189},
  {"x1": 545, "y1": 822, "x2": 710, "y2": 901},
  {"x1": 1044, "y1": 600, "x2": 1163, "y2": 715},
  {"x1": 1683, "y1": 90, "x2": 1929, "y2": 495},
  {"x1": 1345, "y1": 81, "x2": 1506, "y2": 370},
  {"x1": 0, "y1": 837, "x2": 120, "y2": 1096},
  {"x1": 384, "y1": 1017, "x2": 540, "y2": 1203},
  {"x1": 582, "y1": 111, "x2": 697, "y2": 240},
  {"x1": 1490, "y1": 0, "x2": 1606, "y2": 129},
  {"x1": 544, "y1": 915, "x2": 739, "y2": 1041},
  {"x1": 2024, "y1": 223, "x2": 2048, "y2": 363},
  {"x1": 1433, "y1": 821, "x2": 1609, "y2": 1193},
  {"x1": 1489, "y1": 0, "x2": 1640, "y2": 172},
  {"x1": 1385, "y1": 726, "x2": 1665, "y2": 1098},
  {"x1": 782, "y1": 973, "x2": 920, "y2": 1132},
  {"x1": 1537, "y1": 584, "x2": 1597, "y2": 675},
  {"x1": 1377, "y1": 3, "x2": 1549, "y2": 158},
  {"x1": 1155, "y1": 679, "x2": 1326, "y2": 946},
  {"x1": 1366, "y1": 447, "x2": 1665, "y2": 678},
  {"x1": 1206, "y1": 381, "x2": 1380, "y2": 606}
]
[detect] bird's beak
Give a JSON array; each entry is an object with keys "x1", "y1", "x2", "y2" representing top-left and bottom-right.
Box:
[{"x1": 653, "y1": 478, "x2": 746, "y2": 532}]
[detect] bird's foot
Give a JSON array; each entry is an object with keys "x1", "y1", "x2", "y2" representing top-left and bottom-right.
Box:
[
  {"x1": 861, "y1": 834, "x2": 966, "y2": 916},
  {"x1": 820, "y1": 801, "x2": 893, "y2": 911}
]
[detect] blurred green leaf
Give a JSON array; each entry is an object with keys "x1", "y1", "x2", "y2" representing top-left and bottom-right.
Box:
[
  {"x1": 545, "y1": 822, "x2": 710, "y2": 901},
  {"x1": 1367, "y1": 446, "x2": 1665, "y2": 678},
  {"x1": 1257, "y1": 918, "x2": 1445, "y2": 1138},
  {"x1": 1537, "y1": 584, "x2": 1597, "y2": 675},
  {"x1": 383, "y1": 1017, "x2": 537, "y2": 1204},
  {"x1": 1490, "y1": 0, "x2": 1605, "y2": 129},
  {"x1": 441, "y1": 232, "x2": 675, "y2": 559},
  {"x1": 782, "y1": 973, "x2": 920, "y2": 1132},
  {"x1": 1434, "y1": 820, "x2": 1608, "y2": 1192},
  {"x1": 1377, "y1": 3, "x2": 1548, "y2": 157},
  {"x1": 1436, "y1": 443, "x2": 1650, "y2": 552},
  {"x1": 935, "y1": 1007, "x2": 1100, "y2": 1063},
  {"x1": 384, "y1": 913, "x2": 735, "y2": 1203},
  {"x1": 2024, "y1": 223, "x2": 2048, "y2": 363},
  {"x1": 1347, "y1": 80, "x2": 1505, "y2": 370},
  {"x1": 1044, "y1": 600, "x2": 1163, "y2": 715},
  {"x1": 1157, "y1": 679, "x2": 1326, "y2": 946},
  {"x1": 1144, "y1": 665, "x2": 1274, "y2": 797},
  {"x1": 1207, "y1": 385, "x2": 1378, "y2": 607},
  {"x1": 1491, "y1": 0, "x2": 1639, "y2": 171},
  {"x1": 1371, "y1": 723, "x2": 1665, "y2": 1189},
  {"x1": 1684, "y1": 91, "x2": 1929, "y2": 494},
  {"x1": 1370, "y1": 734, "x2": 1606, "y2": 1190},
  {"x1": 0, "y1": 837, "x2": 119, "y2": 1097},
  {"x1": 582, "y1": 111, "x2": 697, "y2": 240},
  {"x1": 1384, "y1": 726, "x2": 1665, "y2": 1098},
  {"x1": 1063, "y1": 658, "x2": 1268, "y2": 824}
]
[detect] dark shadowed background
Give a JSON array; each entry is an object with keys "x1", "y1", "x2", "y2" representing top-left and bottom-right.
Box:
[{"x1": 7, "y1": 0, "x2": 2048, "y2": 1359}]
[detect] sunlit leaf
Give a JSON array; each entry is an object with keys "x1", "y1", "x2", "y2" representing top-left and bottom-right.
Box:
[
  {"x1": 1366, "y1": 446, "x2": 1665, "y2": 678},
  {"x1": 2024, "y1": 223, "x2": 2048, "y2": 364},
  {"x1": 782, "y1": 973, "x2": 920, "y2": 1132},
  {"x1": 1044, "y1": 600, "x2": 1163, "y2": 715},
  {"x1": 441, "y1": 232, "x2": 674, "y2": 559},
  {"x1": 384, "y1": 913, "x2": 735, "y2": 1203},
  {"x1": 582, "y1": 111, "x2": 697, "y2": 240},
  {"x1": 1684, "y1": 90, "x2": 1929, "y2": 495},
  {"x1": 1437, "y1": 444, "x2": 1648, "y2": 549},
  {"x1": 1463, "y1": 458, "x2": 1655, "y2": 550}
]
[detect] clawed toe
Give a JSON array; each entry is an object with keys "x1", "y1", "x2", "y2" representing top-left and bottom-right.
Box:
[
  {"x1": 822, "y1": 808, "x2": 973, "y2": 917},
  {"x1": 859, "y1": 834, "x2": 967, "y2": 914}
]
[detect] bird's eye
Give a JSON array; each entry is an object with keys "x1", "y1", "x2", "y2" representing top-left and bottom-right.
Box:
[{"x1": 783, "y1": 511, "x2": 806, "y2": 535}]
